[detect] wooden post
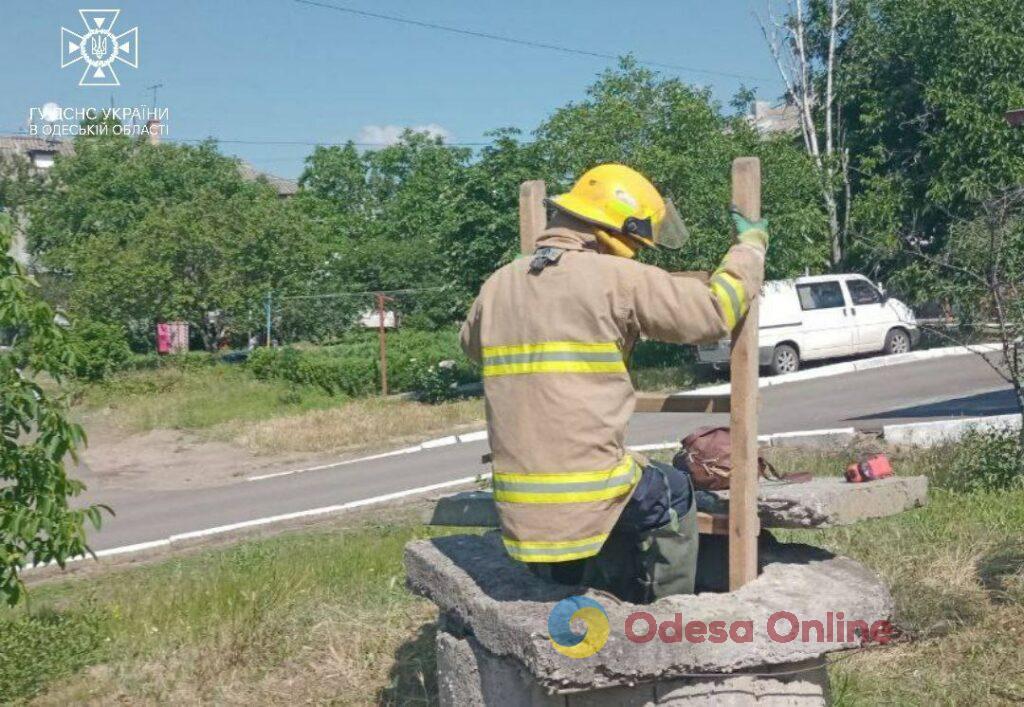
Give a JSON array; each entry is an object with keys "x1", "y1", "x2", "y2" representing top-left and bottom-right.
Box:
[
  {"x1": 376, "y1": 292, "x2": 392, "y2": 396},
  {"x1": 519, "y1": 180, "x2": 547, "y2": 255},
  {"x1": 729, "y1": 157, "x2": 762, "y2": 590}
]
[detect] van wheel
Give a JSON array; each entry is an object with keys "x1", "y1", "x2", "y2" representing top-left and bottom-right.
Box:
[
  {"x1": 770, "y1": 344, "x2": 800, "y2": 375},
  {"x1": 884, "y1": 328, "x2": 911, "y2": 355}
]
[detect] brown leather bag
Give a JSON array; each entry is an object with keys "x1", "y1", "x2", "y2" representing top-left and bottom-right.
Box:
[{"x1": 673, "y1": 426, "x2": 811, "y2": 491}]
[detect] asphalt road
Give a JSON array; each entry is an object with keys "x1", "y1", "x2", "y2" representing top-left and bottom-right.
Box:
[{"x1": 79, "y1": 352, "x2": 1013, "y2": 551}]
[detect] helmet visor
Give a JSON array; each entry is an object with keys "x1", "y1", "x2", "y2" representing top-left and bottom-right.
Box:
[{"x1": 654, "y1": 199, "x2": 689, "y2": 250}]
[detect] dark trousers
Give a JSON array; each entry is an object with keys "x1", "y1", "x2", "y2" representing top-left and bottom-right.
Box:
[{"x1": 530, "y1": 461, "x2": 699, "y2": 604}]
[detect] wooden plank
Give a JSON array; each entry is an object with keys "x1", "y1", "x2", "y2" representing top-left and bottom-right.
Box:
[
  {"x1": 634, "y1": 393, "x2": 731, "y2": 414},
  {"x1": 519, "y1": 180, "x2": 547, "y2": 255},
  {"x1": 728, "y1": 157, "x2": 762, "y2": 590},
  {"x1": 698, "y1": 512, "x2": 730, "y2": 536}
]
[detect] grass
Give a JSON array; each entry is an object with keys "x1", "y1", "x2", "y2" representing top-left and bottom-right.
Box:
[
  {"x1": 76, "y1": 365, "x2": 485, "y2": 455},
  {"x1": 228, "y1": 396, "x2": 484, "y2": 455},
  {"x1": 630, "y1": 365, "x2": 703, "y2": 392},
  {"x1": 2, "y1": 510, "x2": 463, "y2": 705},
  {"x1": 74, "y1": 356, "x2": 701, "y2": 456},
  {"x1": 802, "y1": 490, "x2": 1024, "y2": 705},
  {"x1": 3, "y1": 443, "x2": 1022, "y2": 705},
  {"x1": 78, "y1": 365, "x2": 342, "y2": 432}
]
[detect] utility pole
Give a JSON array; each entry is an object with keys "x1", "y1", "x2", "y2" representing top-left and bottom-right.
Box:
[
  {"x1": 376, "y1": 292, "x2": 394, "y2": 395},
  {"x1": 264, "y1": 291, "x2": 273, "y2": 347}
]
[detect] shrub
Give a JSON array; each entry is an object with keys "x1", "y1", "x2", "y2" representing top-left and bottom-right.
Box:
[
  {"x1": 934, "y1": 429, "x2": 1024, "y2": 492},
  {"x1": 415, "y1": 360, "x2": 463, "y2": 404},
  {"x1": 248, "y1": 328, "x2": 479, "y2": 397},
  {"x1": 629, "y1": 339, "x2": 692, "y2": 368},
  {"x1": 247, "y1": 347, "x2": 377, "y2": 396},
  {"x1": 66, "y1": 320, "x2": 133, "y2": 381},
  {"x1": 125, "y1": 351, "x2": 220, "y2": 373}
]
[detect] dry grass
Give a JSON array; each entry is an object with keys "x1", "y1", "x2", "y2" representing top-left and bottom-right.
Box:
[
  {"x1": 225, "y1": 396, "x2": 484, "y2": 455},
  {"x1": 77, "y1": 365, "x2": 485, "y2": 458}
]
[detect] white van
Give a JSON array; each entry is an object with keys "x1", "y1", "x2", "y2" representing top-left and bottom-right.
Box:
[{"x1": 696, "y1": 274, "x2": 919, "y2": 375}]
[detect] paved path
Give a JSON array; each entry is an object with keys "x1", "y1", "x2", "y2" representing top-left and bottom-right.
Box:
[{"x1": 80, "y1": 352, "x2": 1013, "y2": 551}]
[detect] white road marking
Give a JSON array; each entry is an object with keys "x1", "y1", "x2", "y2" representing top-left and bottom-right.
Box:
[
  {"x1": 28, "y1": 473, "x2": 490, "y2": 572},
  {"x1": 247, "y1": 444, "x2": 424, "y2": 481},
  {"x1": 246, "y1": 429, "x2": 490, "y2": 482},
  {"x1": 170, "y1": 474, "x2": 487, "y2": 541},
  {"x1": 628, "y1": 442, "x2": 678, "y2": 451}
]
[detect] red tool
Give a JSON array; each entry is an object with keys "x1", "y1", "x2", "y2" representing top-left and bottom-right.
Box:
[{"x1": 845, "y1": 454, "x2": 894, "y2": 483}]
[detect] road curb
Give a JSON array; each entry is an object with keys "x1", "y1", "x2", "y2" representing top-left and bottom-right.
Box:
[
  {"x1": 882, "y1": 413, "x2": 1022, "y2": 447},
  {"x1": 685, "y1": 343, "x2": 1003, "y2": 396}
]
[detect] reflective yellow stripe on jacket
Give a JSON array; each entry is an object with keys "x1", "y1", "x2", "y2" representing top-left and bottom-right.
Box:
[
  {"x1": 709, "y1": 270, "x2": 748, "y2": 330},
  {"x1": 502, "y1": 533, "x2": 611, "y2": 563},
  {"x1": 482, "y1": 341, "x2": 625, "y2": 378},
  {"x1": 496, "y1": 456, "x2": 640, "y2": 562}
]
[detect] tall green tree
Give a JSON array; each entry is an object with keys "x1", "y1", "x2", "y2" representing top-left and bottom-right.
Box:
[
  {"x1": 28, "y1": 133, "x2": 325, "y2": 349},
  {"x1": 838, "y1": 0, "x2": 1024, "y2": 292},
  {"x1": 535, "y1": 59, "x2": 829, "y2": 278},
  {"x1": 298, "y1": 131, "x2": 482, "y2": 330},
  {"x1": 1, "y1": 215, "x2": 106, "y2": 605},
  {"x1": 298, "y1": 61, "x2": 829, "y2": 338}
]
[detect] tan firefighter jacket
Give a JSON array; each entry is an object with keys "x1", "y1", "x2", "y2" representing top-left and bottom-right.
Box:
[{"x1": 459, "y1": 223, "x2": 764, "y2": 563}]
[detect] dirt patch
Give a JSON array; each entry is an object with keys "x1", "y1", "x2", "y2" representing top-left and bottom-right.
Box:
[
  {"x1": 73, "y1": 397, "x2": 485, "y2": 493},
  {"x1": 78, "y1": 424, "x2": 327, "y2": 491}
]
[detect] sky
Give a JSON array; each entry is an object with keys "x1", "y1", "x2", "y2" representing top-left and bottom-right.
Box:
[{"x1": 2, "y1": 0, "x2": 787, "y2": 180}]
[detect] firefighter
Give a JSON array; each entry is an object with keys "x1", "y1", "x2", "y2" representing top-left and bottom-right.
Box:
[{"x1": 459, "y1": 164, "x2": 766, "y2": 602}]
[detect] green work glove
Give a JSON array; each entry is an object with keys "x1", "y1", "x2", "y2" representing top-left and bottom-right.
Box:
[{"x1": 730, "y1": 205, "x2": 768, "y2": 251}]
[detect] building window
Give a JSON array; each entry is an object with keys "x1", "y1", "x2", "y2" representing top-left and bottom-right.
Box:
[{"x1": 30, "y1": 151, "x2": 55, "y2": 169}]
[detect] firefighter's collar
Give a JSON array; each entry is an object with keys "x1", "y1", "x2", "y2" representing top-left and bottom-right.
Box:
[{"x1": 535, "y1": 226, "x2": 600, "y2": 252}]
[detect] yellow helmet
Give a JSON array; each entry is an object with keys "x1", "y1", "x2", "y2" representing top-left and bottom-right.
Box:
[{"x1": 548, "y1": 164, "x2": 688, "y2": 258}]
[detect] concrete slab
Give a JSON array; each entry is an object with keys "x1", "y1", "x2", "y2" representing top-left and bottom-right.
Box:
[
  {"x1": 436, "y1": 631, "x2": 562, "y2": 707},
  {"x1": 700, "y1": 476, "x2": 928, "y2": 529},
  {"x1": 425, "y1": 476, "x2": 928, "y2": 530},
  {"x1": 437, "y1": 631, "x2": 828, "y2": 705},
  {"x1": 424, "y1": 490, "x2": 500, "y2": 527},
  {"x1": 405, "y1": 532, "x2": 894, "y2": 692}
]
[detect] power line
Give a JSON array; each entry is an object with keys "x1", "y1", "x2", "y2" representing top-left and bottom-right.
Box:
[
  {"x1": 292, "y1": 0, "x2": 777, "y2": 83},
  {"x1": 170, "y1": 136, "x2": 498, "y2": 147},
  {"x1": 277, "y1": 286, "x2": 450, "y2": 301}
]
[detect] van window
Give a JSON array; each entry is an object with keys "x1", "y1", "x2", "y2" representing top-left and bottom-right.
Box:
[
  {"x1": 797, "y1": 281, "x2": 846, "y2": 310},
  {"x1": 847, "y1": 279, "x2": 882, "y2": 305}
]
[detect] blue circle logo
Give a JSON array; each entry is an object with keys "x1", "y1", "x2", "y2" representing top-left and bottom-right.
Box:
[{"x1": 548, "y1": 595, "x2": 609, "y2": 658}]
